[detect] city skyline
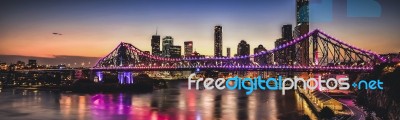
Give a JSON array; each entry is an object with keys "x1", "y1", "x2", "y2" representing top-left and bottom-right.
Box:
[
  {"x1": 0, "y1": 0, "x2": 400, "y2": 64},
  {"x1": 0, "y1": 1, "x2": 399, "y2": 120}
]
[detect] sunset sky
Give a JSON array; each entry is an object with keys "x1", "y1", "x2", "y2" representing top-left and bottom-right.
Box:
[{"x1": 0, "y1": 0, "x2": 399, "y2": 62}]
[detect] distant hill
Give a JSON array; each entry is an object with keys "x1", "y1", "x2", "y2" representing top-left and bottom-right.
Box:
[{"x1": 0, "y1": 55, "x2": 100, "y2": 67}]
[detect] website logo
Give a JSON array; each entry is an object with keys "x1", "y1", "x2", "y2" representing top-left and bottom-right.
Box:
[{"x1": 188, "y1": 73, "x2": 383, "y2": 95}]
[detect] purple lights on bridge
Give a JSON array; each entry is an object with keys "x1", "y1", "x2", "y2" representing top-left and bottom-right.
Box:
[
  {"x1": 114, "y1": 29, "x2": 383, "y2": 62},
  {"x1": 317, "y1": 30, "x2": 387, "y2": 62},
  {"x1": 92, "y1": 29, "x2": 387, "y2": 72},
  {"x1": 91, "y1": 65, "x2": 373, "y2": 72}
]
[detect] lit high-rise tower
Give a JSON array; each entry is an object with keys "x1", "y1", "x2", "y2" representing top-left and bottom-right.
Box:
[
  {"x1": 296, "y1": 0, "x2": 309, "y2": 26},
  {"x1": 227, "y1": 47, "x2": 231, "y2": 57},
  {"x1": 296, "y1": 0, "x2": 310, "y2": 65},
  {"x1": 254, "y1": 45, "x2": 267, "y2": 65},
  {"x1": 151, "y1": 30, "x2": 161, "y2": 56},
  {"x1": 162, "y1": 36, "x2": 174, "y2": 58},
  {"x1": 214, "y1": 25, "x2": 223, "y2": 57},
  {"x1": 184, "y1": 41, "x2": 193, "y2": 57},
  {"x1": 237, "y1": 40, "x2": 250, "y2": 64}
]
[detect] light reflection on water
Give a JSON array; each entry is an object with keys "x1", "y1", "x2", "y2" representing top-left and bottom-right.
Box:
[{"x1": 0, "y1": 81, "x2": 317, "y2": 120}]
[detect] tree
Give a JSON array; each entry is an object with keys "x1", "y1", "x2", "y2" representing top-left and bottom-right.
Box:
[
  {"x1": 300, "y1": 114, "x2": 311, "y2": 120},
  {"x1": 319, "y1": 106, "x2": 335, "y2": 119}
]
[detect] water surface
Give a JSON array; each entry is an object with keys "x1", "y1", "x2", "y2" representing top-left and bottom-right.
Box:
[{"x1": 0, "y1": 81, "x2": 317, "y2": 120}]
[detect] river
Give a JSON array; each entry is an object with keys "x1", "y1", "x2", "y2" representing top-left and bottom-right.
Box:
[{"x1": 0, "y1": 81, "x2": 317, "y2": 120}]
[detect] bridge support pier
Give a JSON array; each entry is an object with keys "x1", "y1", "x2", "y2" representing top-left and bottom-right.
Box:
[
  {"x1": 96, "y1": 71, "x2": 103, "y2": 82},
  {"x1": 118, "y1": 72, "x2": 133, "y2": 84}
]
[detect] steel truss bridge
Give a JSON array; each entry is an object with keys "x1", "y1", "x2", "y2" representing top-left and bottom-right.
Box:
[{"x1": 91, "y1": 29, "x2": 387, "y2": 72}]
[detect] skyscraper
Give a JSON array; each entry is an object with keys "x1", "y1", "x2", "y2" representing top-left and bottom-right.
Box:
[
  {"x1": 274, "y1": 38, "x2": 286, "y2": 64},
  {"x1": 296, "y1": 0, "x2": 309, "y2": 26},
  {"x1": 282, "y1": 24, "x2": 292, "y2": 40},
  {"x1": 184, "y1": 41, "x2": 193, "y2": 57},
  {"x1": 151, "y1": 34, "x2": 161, "y2": 56},
  {"x1": 284, "y1": 25, "x2": 295, "y2": 65},
  {"x1": 254, "y1": 45, "x2": 267, "y2": 65},
  {"x1": 296, "y1": 0, "x2": 310, "y2": 65},
  {"x1": 274, "y1": 25, "x2": 294, "y2": 65},
  {"x1": 162, "y1": 36, "x2": 174, "y2": 58},
  {"x1": 237, "y1": 40, "x2": 250, "y2": 56},
  {"x1": 170, "y1": 45, "x2": 182, "y2": 58},
  {"x1": 237, "y1": 40, "x2": 250, "y2": 64},
  {"x1": 214, "y1": 25, "x2": 223, "y2": 57},
  {"x1": 227, "y1": 47, "x2": 231, "y2": 57}
]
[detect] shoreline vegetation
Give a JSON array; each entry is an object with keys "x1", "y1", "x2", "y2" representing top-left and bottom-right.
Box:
[{"x1": 355, "y1": 63, "x2": 400, "y2": 120}]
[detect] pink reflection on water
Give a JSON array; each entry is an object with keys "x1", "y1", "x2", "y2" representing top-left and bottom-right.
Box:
[
  {"x1": 90, "y1": 93, "x2": 175, "y2": 120},
  {"x1": 55, "y1": 82, "x2": 320, "y2": 120}
]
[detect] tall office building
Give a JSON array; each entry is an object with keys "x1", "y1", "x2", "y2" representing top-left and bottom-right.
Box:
[
  {"x1": 162, "y1": 36, "x2": 174, "y2": 58},
  {"x1": 296, "y1": 0, "x2": 310, "y2": 65},
  {"x1": 284, "y1": 24, "x2": 295, "y2": 65},
  {"x1": 170, "y1": 45, "x2": 182, "y2": 58},
  {"x1": 274, "y1": 25, "x2": 294, "y2": 65},
  {"x1": 237, "y1": 40, "x2": 250, "y2": 56},
  {"x1": 274, "y1": 38, "x2": 285, "y2": 64},
  {"x1": 284, "y1": 25, "x2": 295, "y2": 65},
  {"x1": 237, "y1": 40, "x2": 250, "y2": 64},
  {"x1": 282, "y1": 24, "x2": 293, "y2": 40},
  {"x1": 296, "y1": 0, "x2": 309, "y2": 26},
  {"x1": 184, "y1": 41, "x2": 193, "y2": 57},
  {"x1": 254, "y1": 45, "x2": 267, "y2": 65},
  {"x1": 227, "y1": 47, "x2": 231, "y2": 57},
  {"x1": 214, "y1": 25, "x2": 223, "y2": 57},
  {"x1": 274, "y1": 38, "x2": 286, "y2": 64},
  {"x1": 151, "y1": 34, "x2": 161, "y2": 56}
]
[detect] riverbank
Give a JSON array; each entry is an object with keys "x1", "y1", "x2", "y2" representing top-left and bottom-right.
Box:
[
  {"x1": 0, "y1": 79, "x2": 170, "y2": 93},
  {"x1": 296, "y1": 88, "x2": 353, "y2": 119}
]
